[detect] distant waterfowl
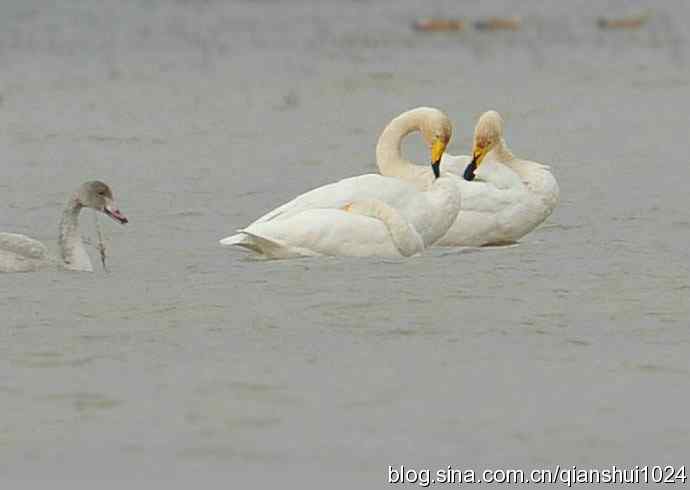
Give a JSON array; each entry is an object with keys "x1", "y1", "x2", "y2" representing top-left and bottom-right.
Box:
[
  {"x1": 597, "y1": 12, "x2": 650, "y2": 30},
  {"x1": 220, "y1": 108, "x2": 461, "y2": 258},
  {"x1": 0, "y1": 181, "x2": 128, "y2": 273},
  {"x1": 378, "y1": 110, "x2": 559, "y2": 246},
  {"x1": 474, "y1": 16, "x2": 521, "y2": 31},
  {"x1": 413, "y1": 18, "x2": 464, "y2": 32},
  {"x1": 412, "y1": 16, "x2": 521, "y2": 32}
]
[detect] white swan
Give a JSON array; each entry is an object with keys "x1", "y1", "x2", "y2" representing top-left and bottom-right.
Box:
[
  {"x1": 220, "y1": 108, "x2": 460, "y2": 258},
  {"x1": 378, "y1": 109, "x2": 560, "y2": 246},
  {"x1": 0, "y1": 181, "x2": 128, "y2": 273}
]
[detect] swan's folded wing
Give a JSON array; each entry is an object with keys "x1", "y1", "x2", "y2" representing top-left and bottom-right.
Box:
[
  {"x1": 242, "y1": 208, "x2": 407, "y2": 258},
  {"x1": 247, "y1": 180, "x2": 348, "y2": 226},
  {"x1": 247, "y1": 174, "x2": 413, "y2": 226},
  {"x1": 458, "y1": 179, "x2": 525, "y2": 215},
  {"x1": 519, "y1": 159, "x2": 560, "y2": 205},
  {"x1": 0, "y1": 233, "x2": 49, "y2": 260}
]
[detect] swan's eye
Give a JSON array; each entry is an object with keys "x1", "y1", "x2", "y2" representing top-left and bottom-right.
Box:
[{"x1": 97, "y1": 191, "x2": 106, "y2": 196}]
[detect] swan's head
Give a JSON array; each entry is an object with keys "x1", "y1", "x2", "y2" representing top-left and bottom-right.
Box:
[
  {"x1": 76, "y1": 181, "x2": 128, "y2": 224},
  {"x1": 464, "y1": 110, "x2": 504, "y2": 181},
  {"x1": 418, "y1": 108, "x2": 453, "y2": 179}
]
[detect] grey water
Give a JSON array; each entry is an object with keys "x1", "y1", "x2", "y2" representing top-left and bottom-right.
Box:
[{"x1": 1, "y1": 0, "x2": 689, "y2": 486}]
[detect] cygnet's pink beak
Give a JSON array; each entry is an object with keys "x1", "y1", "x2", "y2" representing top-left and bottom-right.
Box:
[{"x1": 104, "y1": 203, "x2": 128, "y2": 224}]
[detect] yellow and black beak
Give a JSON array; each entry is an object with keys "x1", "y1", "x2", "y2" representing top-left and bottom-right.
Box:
[
  {"x1": 431, "y1": 138, "x2": 447, "y2": 179},
  {"x1": 463, "y1": 146, "x2": 488, "y2": 181}
]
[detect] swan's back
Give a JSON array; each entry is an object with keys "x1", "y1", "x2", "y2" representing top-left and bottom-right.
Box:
[
  {"x1": 248, "y1": 173, "x2": 418, "y2": 226},
  {"x1": 0, "y1": 233, "x2": 48, "y2": 259},
  {"x1": 0, "y1": 233, "x2": 50, "y2": 272},
  {"x1": 518, "y1": 158, "x2": 560, "y2": 210}
]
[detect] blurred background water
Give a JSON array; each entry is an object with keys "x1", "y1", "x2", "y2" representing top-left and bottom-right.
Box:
[{"x1": 1, "y1": 0, "x2": 689, "y2": 486}]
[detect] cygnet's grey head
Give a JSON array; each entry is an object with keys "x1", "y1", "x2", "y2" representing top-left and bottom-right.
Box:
[{"x1": 75, "y1": 181, "x2": 128, "y2": 224}]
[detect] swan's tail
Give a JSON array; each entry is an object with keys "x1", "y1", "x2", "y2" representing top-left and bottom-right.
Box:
[
  {"x1": 219, "y1": 231, "x2": 276, "y2": 254},
  {"x1": 219, "y1": 231, "x2": 311, "y2": 259},
  {"x1": 219, "y1": 232, "x2": 250, "y2": 247}
]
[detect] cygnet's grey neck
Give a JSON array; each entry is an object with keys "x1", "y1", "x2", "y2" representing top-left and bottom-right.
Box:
[{"x1": 58, "y1": 195, "x2": 93, "y2": 272}]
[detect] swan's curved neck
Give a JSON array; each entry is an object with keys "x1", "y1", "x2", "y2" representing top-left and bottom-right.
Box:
[
  {"x1": 424, "y1": 176, "x2": 462, "y2": 246},
  {"x1": 493, "y1": 138, "x2": 515, "y2": 163},
  {"x1": 352, "y1": 200, "x2": 423, "y2": 257},
  {"x1": 376, "y1": 110, "x2": 428, "y2": 183},
  {"x1": 375, "y1": 205, "x2": 423, "y2": 257},
  {"x1": 495, "y1": 137, "x2": 545, "y2": 185},
  {"x1": 59, "y1": 196, "x2": 93, "y2": 272}
]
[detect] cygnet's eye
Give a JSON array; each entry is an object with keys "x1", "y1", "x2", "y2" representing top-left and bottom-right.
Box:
[{"x1": 97, "y1": 190, "x2": 106, "y2": 196}]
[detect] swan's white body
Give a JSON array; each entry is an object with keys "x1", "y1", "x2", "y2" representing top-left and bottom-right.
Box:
[
  {"x1": 377, "y1": 109, "x2": 560, "y2": 247},
  {"x1": 436, "y1": 150, "x2": 559, "y2": 246},
  {"x1": 221, "y1": 175, "x2": 460, "y2": 259},
  {"x1": 0, "y1": 182, "x2": 128, "y2": 273}
]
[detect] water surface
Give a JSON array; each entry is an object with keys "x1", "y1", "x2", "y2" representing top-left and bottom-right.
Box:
[{"x1": 1, "y1": 0, "x2": 689, "y2": 485}]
